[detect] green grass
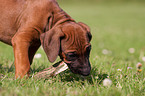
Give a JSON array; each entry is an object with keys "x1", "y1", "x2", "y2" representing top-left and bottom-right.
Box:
[{"x1": 0, "y1": 1, "x2": 145, "y2": 96}]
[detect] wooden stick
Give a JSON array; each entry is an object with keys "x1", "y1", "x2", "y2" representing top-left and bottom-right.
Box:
[{"x1": 34, "y1": 61, "x2": 68, "y2": 79}]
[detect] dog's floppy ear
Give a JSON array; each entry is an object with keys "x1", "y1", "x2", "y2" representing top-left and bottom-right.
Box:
[
  {"x1": 40, "y1": 26, "x2": 64, "y2": 63},
  {"x1": 78, "y1": 22, "x2": 92, "y2": 41}
]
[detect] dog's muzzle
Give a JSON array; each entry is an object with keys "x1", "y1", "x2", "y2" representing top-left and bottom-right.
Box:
[{"x1": 66, "y1": 60, "x2": 91, "y2": 76}]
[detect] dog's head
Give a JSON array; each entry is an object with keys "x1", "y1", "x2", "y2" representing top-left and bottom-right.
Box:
[{"x1": 40, "y1": 22, "x2": 92, "y2": 76}]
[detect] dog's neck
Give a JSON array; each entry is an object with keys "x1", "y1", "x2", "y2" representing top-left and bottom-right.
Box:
[{"x1": 49, "y1": 7, "x2": 75, "y2": 30}]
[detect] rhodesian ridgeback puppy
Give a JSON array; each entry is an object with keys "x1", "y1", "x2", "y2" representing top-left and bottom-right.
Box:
[{"x1": 0, "y1": 0, "x2": 92, "y2": 79}]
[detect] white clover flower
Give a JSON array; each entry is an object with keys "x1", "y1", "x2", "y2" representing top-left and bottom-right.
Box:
[
  {"x1": 102, "y1": 49, "x2": 109, "y2": 55},
  {"x1": 95, "y1": 76, "x2": 99, "y2": 79},
  {"x1": 128, "y1": 48, "x2": 135, "y2": 54},
  {"x1": 103, "y1": 78, "x2": 112, "y2": 87},
  {"x1": 142, "y1": 57, "x2": 145, "y2": 62},
  {"x1": 34, "y1": 53, "x2": 42, "y2": 59},
  {"x1": 117, "y1": 69, "x2": 122, "y2": 71},
  {"x1": 127, "y1": 67, "x2": 132, "y2": 70}
]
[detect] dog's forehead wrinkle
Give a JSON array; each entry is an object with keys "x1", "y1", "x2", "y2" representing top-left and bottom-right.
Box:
[{"x1": 61, "y1": 22, "x2": 90, "y2": 55}]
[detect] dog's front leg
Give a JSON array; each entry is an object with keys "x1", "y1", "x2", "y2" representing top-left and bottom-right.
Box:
[{"x1": 11, "y1": 32, "x2": 33, "y2": 79}]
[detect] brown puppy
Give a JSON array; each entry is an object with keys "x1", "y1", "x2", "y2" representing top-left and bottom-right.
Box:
[{"x1": 0, "y1": 0, "x2": 92, "y2": 78}]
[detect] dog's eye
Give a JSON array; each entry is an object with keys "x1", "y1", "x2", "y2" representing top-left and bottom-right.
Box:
[{"x1": 66, "y1": 52, "x2": 77, "y2": 61}]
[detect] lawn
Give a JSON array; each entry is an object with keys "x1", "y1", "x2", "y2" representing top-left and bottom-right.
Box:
[{"x1": 0, "y1": 1, "x2": 145, "y2": 96}]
